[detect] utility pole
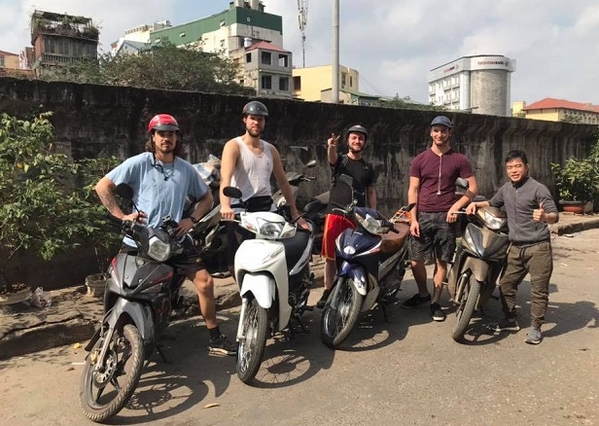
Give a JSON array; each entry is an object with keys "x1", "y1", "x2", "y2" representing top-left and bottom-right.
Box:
[
  {"x1": 297, "y1": 0, "x2": 308, "y2": 68},
  {"x1": 332, "y1": 0, "x2": 339, "y2": 103}
]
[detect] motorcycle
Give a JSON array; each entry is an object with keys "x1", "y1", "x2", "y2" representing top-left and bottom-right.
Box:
[
  {"x1": 320, "y1": 174, "x2": 414, "y2": 349},
  {"x1": 79, "y1": 184, "x2": 190, "y2": 422},
  {"x1": 224, "y1": 186, "x2": 315, "y2": 385},
  {"x1": 447, "y1": 179, "x2": 510, "y2": 342}
]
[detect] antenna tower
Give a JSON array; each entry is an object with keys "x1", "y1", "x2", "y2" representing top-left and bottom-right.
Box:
[{"x1": 297, "y1": 0, "x2": 308, "y2": 67}]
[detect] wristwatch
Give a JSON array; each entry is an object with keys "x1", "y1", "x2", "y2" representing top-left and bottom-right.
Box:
[{"x1": 190, "y1": 216, "x2": 200, "y2": 224}]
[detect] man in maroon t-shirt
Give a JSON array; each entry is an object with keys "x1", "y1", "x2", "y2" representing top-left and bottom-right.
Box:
[{"x1": 402, "y1": 116, "x2": 478, "y2": 322}]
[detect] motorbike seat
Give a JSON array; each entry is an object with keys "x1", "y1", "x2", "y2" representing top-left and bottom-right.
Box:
[
  {"x1": 380, "y1": 222, "x2": 410, "y2": 254},
  {"x1": 281, "y1": 228, "x2": 312, "y2": 272}
]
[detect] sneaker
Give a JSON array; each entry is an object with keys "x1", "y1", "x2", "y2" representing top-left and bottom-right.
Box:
[
  {"x1": 208, "y1": 334, "x2": 238, "y2": 356},
  {"x1": 525, "y1": 327, "x2": 542, "y2": 345},
  {"x1": 316, "y1": 289, "x2": 331, "y2": 309},
  {"x1": 430, "y1": 303, "x2": 446, "y2": 322},
  {"x1": 490, "y1": 318, "x2": 521, "y2": 332},
  {"x1": 402, "y1": 292, "x2": 432, "y2": 308}
]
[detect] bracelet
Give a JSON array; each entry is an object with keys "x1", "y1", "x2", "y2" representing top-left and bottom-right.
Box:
[{"x1": 190, "y1": 216, "x2": 200, "y2": 224}]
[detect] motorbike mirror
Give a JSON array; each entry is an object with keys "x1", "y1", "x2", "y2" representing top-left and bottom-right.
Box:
[
  {"x1": 223, "y1": 186, "x2": 243, "y2": 200},
  {"x1": 116, "y1": 183, "x2": 134, "y2": 200},
  {"x1": 455, "y1": 177, "x2": 469, "y2": 190},
  {"x1": 337, "y1": 174, "x2": 354, "y2": 187},
  {"x1": 304, "y1": 159, "x2": 317, "y2": 168}
]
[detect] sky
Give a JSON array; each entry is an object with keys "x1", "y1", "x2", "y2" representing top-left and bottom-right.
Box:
[{"x1": 2, "y1": 0, "x2": 598, "y2": 105}]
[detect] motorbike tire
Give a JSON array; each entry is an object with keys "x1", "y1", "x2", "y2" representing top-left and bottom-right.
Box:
[
  {"x1": 80, "y1": 324, "x2": 144, "y2": 422},
  {"x1": 236, "y1": 298, "x2": 269, "y2": 385},
  {"x1": 452, "y1": 274, "x2": 481, "y2": 342},
  {"x1": 320, "y1": 278, "x2": 363, "y2": 348}
]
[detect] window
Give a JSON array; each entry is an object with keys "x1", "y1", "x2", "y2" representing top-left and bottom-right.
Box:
[
  {"x1": 341, "y1": 72, "x2": 347, "y2": 88},
  {"x1": 261, "y1": 51, "x2": 271, "y2": 65},
  {"x1": 261, "y1": 75, "x2": 272, "y2": 90},
  {"x1": 246, "y1": 53, "x2": 252, "y2": 63},
  {"x1": 350, "y1": 76, "x2": 353, "y2": 87},
  {"x1": 278, "y1": 54, "x2": 288, "y2": 67},
  {"x1": 0, "y1": 56, "x2": 4, "y2": 67},
  {"x1": 279, "y1": 77, "x2": 289, "y2": 91},
  {"x1": 293, "y1": 76, "x2": 301, "y2": 91}
]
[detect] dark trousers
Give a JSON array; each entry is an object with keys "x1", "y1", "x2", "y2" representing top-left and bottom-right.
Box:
[{"x1": 499, "y1": 241, "x2": 553, "y2": 328}]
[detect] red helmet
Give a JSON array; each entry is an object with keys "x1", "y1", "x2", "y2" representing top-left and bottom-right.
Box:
[{"x1": 148, "y1": 114, "x2": 180, "y2": 133}]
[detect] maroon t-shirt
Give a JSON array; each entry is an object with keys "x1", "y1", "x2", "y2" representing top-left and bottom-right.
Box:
[{"x1": 409, "y1": 148, "x2": 474, "y2": 212}]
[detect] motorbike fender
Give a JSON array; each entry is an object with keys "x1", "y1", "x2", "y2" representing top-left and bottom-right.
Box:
[
  {"x1": 338, "y1": 262, "x2": 368, "y2": 296},
  {"x1": 240, "y1": 274, "x2": 275, "y2": 309},
  {"x1": 461, "y1": 256, "x2": 491, "y2": 283},
  {"x1": 105, "y1": 297, "x2": 155, "y2": 343}
]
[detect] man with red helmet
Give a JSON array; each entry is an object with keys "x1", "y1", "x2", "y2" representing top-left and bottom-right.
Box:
[
  {"x1": 95, "y1": 113, "x2": 237, "y2": 356},
  {"x1": 317, "y1": 124, "x2": 377, "y2": 309},
  {"x1": 219, "y1": 100, "x2": 308, "y2": 274}
]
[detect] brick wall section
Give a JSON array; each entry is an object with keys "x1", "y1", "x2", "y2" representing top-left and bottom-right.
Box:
[{"x1": 1, "y1": 78, "x2": 596, "y2": 289}]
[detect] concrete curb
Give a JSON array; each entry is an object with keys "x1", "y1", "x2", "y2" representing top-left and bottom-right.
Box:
[{"x1": 549, "y1": 216, "x2": 599, "y2": 236}]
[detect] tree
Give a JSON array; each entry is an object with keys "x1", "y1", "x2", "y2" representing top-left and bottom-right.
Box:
[
  {"x1": 0, "y1": 112, "x2": 120, "y2": 294},
  {"x1": 374, "y1": 95, "x2": 447, "y2": 112},
  {"x1": 42, "y1": 40, "x2": 253, "y2": 95}
]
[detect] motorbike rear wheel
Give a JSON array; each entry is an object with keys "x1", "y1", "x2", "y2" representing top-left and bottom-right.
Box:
[
  {"x1": 452, "y1": 274, "x2": 481, "y2": 342},
  {"x1": 320, "y1": 278, "x2": 363, "y2": 348},
  {"x1": 79, "y1": 324, "x2": 144, "y2": 422},
  {"x1": 236, "y1": 298, "x2": 269, "y2": 384}
]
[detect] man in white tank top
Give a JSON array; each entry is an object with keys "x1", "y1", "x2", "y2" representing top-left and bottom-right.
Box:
[{"x1": 220, "y1": 100, "x2": 308, "y2": 272}]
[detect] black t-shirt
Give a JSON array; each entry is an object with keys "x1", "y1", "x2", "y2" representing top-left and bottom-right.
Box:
[{"x1": 327, "y1": 155, "x2": 375, "y2": 212}]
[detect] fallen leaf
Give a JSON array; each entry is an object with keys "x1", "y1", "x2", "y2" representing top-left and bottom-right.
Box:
[
  {"x1": 73, "y1": 343, "x2": 82, "y2": 349},
  {"x1": 203, "y1": 403, "x2": 221, "y2": 409}
]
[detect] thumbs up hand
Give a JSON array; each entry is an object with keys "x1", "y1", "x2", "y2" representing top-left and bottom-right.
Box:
[{"x1": 533, "y1": 202, "x2": 545, "y2": 222}]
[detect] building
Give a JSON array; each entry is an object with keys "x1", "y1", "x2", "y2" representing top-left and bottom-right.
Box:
[
  {"x1": 513, "y1": 98, "x2": 599, "y2": 124},
  {"x1": 110, "y1": 21, "x2": 171, "y2": 56},
  {"x1": 428, "y1": 54, "x2": 516, "y2": 116},
  {"x1": 146, "y1": 0, "x2": 291, "y2": 98},
  {"x1": 30, "y1": 10, "x2": 99, "y2": 77},
  {"x1": 0, "y1": 50, "x2": 19, "y2": 69},
  {"x1": 292, "y1": 65, "x2": 359, "y2": 102}
]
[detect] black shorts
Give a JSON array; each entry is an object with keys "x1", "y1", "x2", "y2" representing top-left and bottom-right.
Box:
[
  {"x1": 120, "y1": 238, "x2": 206, "y2": 278},
  {"x1": 409, "y1": 211, "x2": 458, "y2": 263}
]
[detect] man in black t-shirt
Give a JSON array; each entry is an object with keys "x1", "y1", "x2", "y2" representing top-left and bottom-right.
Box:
[{"x1": 317, "y1": 125, "x2": 377, "y2": 308}]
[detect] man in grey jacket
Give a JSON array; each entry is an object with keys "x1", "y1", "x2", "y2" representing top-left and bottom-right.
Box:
[{"x1": 466, "y1": 150, "x2": 559, "y2": 345}]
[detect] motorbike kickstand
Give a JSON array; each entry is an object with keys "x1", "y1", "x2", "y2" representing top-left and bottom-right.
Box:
[{"x1": 156, "y1": 344, "x2": 170, "y2": 364}]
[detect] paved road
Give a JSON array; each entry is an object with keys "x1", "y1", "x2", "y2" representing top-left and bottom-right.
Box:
[{"x1": 1, "y1": 230, "x2": 598, "y2": 425}]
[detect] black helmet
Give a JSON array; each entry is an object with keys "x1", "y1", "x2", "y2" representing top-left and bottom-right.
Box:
[
  {"x1": 242, "y1": 100, "x2": 269, "y2": 117},
  {"x1": 346, "y1": 124, "x2": 368, "y2": 141}
]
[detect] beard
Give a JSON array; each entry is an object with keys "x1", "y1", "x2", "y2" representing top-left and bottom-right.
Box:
[{"x1": 247, "y1": 127, "x2": 262, "y2": 138}]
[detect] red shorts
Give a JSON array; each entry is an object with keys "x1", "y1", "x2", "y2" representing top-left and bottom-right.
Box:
[{"x1": 321, "y1": 214, "x2": 356, "y2": 260}]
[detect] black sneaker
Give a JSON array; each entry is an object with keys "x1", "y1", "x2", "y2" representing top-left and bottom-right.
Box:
[
  {"x1": 208, "y1": 334, "x2": 238, "y2": 356},
  {"x1": 430, "y1": 303, "x2": 446, "y2": 322},
  {"x1": 490, "y1": 318, "x2": 520, "y2": 332},
  {"x1": 402, "y1": 292, "x2": 432, "y2": 308},
  {"x1": 316, "y1": 289, "x2": 331, "y2": 309}
]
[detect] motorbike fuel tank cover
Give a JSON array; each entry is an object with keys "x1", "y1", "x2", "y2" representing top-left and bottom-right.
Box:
[{"x1": 343, "y1": 246, "x2": 356, "y2": 255}]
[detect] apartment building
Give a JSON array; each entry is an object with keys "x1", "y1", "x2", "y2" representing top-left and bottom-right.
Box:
[
  {"x1": 428, "y1": 54, "x2": 516, "y2": 116},
  {"x1": 513, "y1": 98, "x2": 599, "y2": 124},
  {"x1": 30, "y1": 10, "x2": 99, "y2": 77}
]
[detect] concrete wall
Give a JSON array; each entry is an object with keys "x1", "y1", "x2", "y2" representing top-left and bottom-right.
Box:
[{"x1": 0, "y1": 78, "x2": 596, "y2": 289}]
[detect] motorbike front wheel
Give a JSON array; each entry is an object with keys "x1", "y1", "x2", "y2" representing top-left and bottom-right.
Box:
[
  {"x1": 320, "y1": 278, "x2": 363, "y2": 348},
  {"x1": 452, "y1": 274, "x2": 481, "y2": 342},
  {"x1": 236, "y1": 298, "x2": 269, "y2": 384},
  {"x1": 79, "y1": 324, "x2": 144, "y2": 422}
]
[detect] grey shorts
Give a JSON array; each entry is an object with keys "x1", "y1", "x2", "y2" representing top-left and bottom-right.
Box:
[{"x1": 409, "y1": 211, "x2": 458, "y2": 263}]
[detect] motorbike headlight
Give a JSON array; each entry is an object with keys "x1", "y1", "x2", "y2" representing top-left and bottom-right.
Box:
[
  {"x1": 147, "y1": 235, "x2": 172, "y2": 262},
  {"x1": 478, "y1": 209, "x2": 507, "y2": 231},
  {"x1": 241, "y1": 212, "x2": 296, "y2": 239}
]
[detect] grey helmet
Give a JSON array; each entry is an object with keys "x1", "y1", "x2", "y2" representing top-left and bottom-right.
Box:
[
  {"x1": 346, "y1": 124, "x2": 368, "y2": 142},
  {"x1": 242, "y1": 100, "x2": 269, "y2": 117}
]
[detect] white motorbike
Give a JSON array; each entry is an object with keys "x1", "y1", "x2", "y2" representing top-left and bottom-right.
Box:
[{"x1": 223, "y1": 187, "x2": 315, "y2": 385}]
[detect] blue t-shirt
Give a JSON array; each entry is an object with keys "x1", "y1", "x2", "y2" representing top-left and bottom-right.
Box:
[{"x1": 107, "y1": 152, "x2": 208, "y2": 245}]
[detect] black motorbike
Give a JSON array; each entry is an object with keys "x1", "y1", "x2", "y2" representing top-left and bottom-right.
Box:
[
  {"x1": 447, "y1": 187, "x2": 510, "y2": 342},
  {"x1": 79, "y1": 184, "x2": 191, "y2": 422}
]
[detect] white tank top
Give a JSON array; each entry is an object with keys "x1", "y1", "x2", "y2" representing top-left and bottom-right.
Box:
[{"x1": 230, "y1": 136, "x2": 274, "y2": 201}]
